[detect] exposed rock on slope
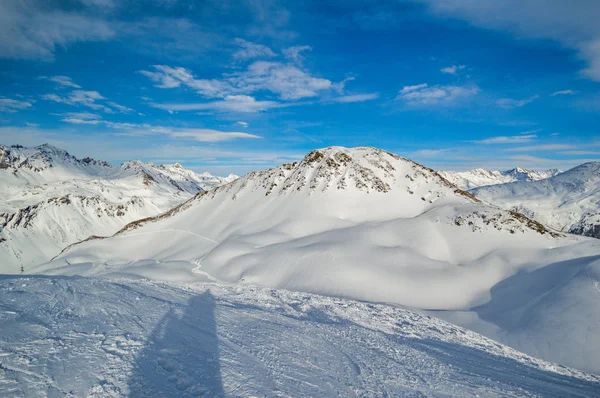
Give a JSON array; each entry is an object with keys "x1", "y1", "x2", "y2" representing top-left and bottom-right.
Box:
[
  {"x1": 472, "y1": 162, "x2": 600, "y2": 239},
  {"x1": 0, "y1": 144, "x2": 236, "y2": 273}
]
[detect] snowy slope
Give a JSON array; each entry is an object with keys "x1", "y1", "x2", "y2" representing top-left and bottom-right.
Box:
[
  {"x1": 439, "y1": 167, "x2": 561, "y2": 190},
  {"x1": 34, "y1": 146, "x2": 600, "y2": 373},
  {"x1": 0, "y1": 144, "x2": 236, "y2": 273},
  {"x1": 472, "y1": 162, "x2": 600, "y2": 239},
  {"x1": 1, "y1": 275, "x2": 599, "y2": 397}
]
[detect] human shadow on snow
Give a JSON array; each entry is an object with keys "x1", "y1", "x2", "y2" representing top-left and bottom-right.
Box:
[{"x1": 127, "y1": 290, "x2": 225, "y2": 397}]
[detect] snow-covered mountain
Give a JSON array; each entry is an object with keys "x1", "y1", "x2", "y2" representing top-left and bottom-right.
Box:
[
  {"x1": 0, "y1": 144, "x2": 237, "y2": 273},
  {"x1": 472, "y1": 162, "x2": 600, "y2": 239},
  {"x1": 439, "y1": 167, "x2": 561, "y2": 189},
  {"x1": 1, "y1": 275, "x2": 599, "y2": 397},
  {"x1": 34, "y1": 146, "x2": 600, "y2": 374}
]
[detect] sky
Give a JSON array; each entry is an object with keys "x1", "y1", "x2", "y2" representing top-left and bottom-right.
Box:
[{"x1": 1, "y1": 0, "x2": 599, "y2": 176}]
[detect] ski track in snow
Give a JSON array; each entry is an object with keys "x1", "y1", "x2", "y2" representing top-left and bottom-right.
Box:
[
  {"x1": 1, "y1": 276, "x2": 600, "y2": 397},
  {"x1": 587, "y1": 264, "x2": 600, "y2": 296},
  {"x1": 117, "y1": 229, "x2": 220, "y2": 245}
]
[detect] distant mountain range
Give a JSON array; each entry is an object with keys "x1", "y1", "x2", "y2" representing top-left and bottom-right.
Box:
[
  {"x1": 472, "y1": 162, "x2": 600, "y2": 239},
  {"x1": 0, "y1": 143, "x2": 237, "y2": 272},
  {"x1": 438, "y1": 167, "x2": 562, "y2": 190}
]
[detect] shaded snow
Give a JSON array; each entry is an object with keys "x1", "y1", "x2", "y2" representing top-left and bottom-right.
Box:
[{"x1": 1, "y1": 275, "x2": 599, "y2": 397}]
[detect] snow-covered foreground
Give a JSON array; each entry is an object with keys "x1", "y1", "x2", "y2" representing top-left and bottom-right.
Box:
[{"x1": 1, "y1": 275, "x2": 599, "y2": 397}]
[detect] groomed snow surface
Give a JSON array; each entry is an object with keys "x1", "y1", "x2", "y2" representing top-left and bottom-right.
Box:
[{"x1": 1, "y1": 276, "x2": 600, "y2": 397}]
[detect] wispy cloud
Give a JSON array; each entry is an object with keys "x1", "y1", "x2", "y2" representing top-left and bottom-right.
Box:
[
  {"x1": 473, "y1": 134, "x2": 538, "y2": 144},
  {"x1": 551, "y1": 89, "x2": 576, "y2": 96},
  {"x1": 282, "y1": 45, "x2": 312, "y2": 62},
  {"x1": 233, "y1": 38, "x2": 276, "y2": 59},
  {"x1": 0, "y1": 1, "x2": 115, "y2": 61},
  {"x1": 560, "y1": 150, "x2": 600, "y2": 155},
  {"x1": 236, "y1": 121, "x2": 249, "y2": 128},
  {"x1": 151, "y1": 95, "x2": 290, "y2": 113},
  {"x1": 420, "y1": 1, "x2": 600, "y2": 82},
  {"x1": 329, "y1": 93, "x2": 379, "y2": 103},
  {"x1": 56, "y1": 113, "x2": 262, "y2": 142},
  {"x1": 496, "y1": 95, "x2": 540, "y2": 109},
  {"x1": 507, "y1": 144, "x2": 576, "y2": 152},
  {"x1": 411, "y1": 149, "x2": 450, "y2": 157},
  {"x1": 440, "y1": 65, "x2": 466, "y2": 75},
  {"x1": 140, "y1": 61, "x2": 334, "y2": 102},
  {"x1": 0, "y1": 97, "x2": 32, "y2": 112},
  {"x1": 42, "y1": 90, "x2": 131, "y2": 113},
  {"x1": 397, "y1": 83, "x2": 480, "y2": 105},
  {"x1": 42, "y1": 75, "x2": 81, "y2": 88},
  {"x1": 164, "y1": 129, "x2": 261, "y2": 142}
]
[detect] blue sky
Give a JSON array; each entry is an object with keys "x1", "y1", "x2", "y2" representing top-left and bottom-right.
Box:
[{"x1": 1, "y1": 0, "x2": 599, "y2": 175}]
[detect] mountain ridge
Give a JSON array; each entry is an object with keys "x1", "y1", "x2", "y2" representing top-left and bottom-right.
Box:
[
  {"x1": 439, "y1": 166, "x2": 562, "y2": 190},
  {"x1": 0, "y1": 143, "x2": 237, "y2": 272}
]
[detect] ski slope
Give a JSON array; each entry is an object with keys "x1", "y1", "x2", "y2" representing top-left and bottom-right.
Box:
[{"x1": 1, "y1": 275, "x2": 599, "y2": 397}]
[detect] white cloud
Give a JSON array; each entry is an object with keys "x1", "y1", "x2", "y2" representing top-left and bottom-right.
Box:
[
  {"x1": 421, "y1": 1, "x2": 600, "y2": 81},
  {"x1": 59, "y1": 111, "x2": 102, "y2": 124},
  {"x1": 236, "y1": 121, "x2": 249, "y2": 128},
  {"x1": 140, "y1": 61, "x2": 333, "y2": 102},
  {"x1": 166, "y1": 129, "x2": 261, "y2": 142},
  {"x1": 496, "y1": 95, "x2": 540, "y2": 109},
  {"x1": 152, "y1": 95, "x2": 286, "y2": 113},
  {"x1": 440, "y1": 65, "x2": 466, "y2": 74},
  {"x1": 106, "y1": 102, "x2": 134, "y2": 113},
  {"x1": 474, "y1": 134, "x2": 538, "y2": 144},
  {"x1": 329, "y1": 93, "x2": 379, "y2": 103},
  {"x1": 44, "y1": 75, "x2": 81, "y2": 88},
  {"x1": 231, "y1": 61, "x2": 332, "y2": 100},
  {"x1": 551, "y1": 90, "x2": 576, "y2": 96},
  {"x1": 233, "y1": 38, "x2": 276, "y2": 59},
  {"x1": 139, "y1": 65, "x2": 228, "y2": 97},
  {"x1": 400, "y1": 84, "x2": 428, "y2": 94},
  {"x1": 42, "y1": 90, "x2": 131, "y2": 113},
  {"x1": 508, "y1": 144, "x2": 577, "y2": 152},
  {"x1": 0, "y1": 0, "x2": 115, "y2": 61},
  {"x1": 560, "y1": 150, "x2": 600, "y2": 155},
  {"x1": 282, "y1": 45, "x2": 312, "y2": 62},
  {"x1": 411, "y1": 149, "x2": 450, "y2": 157},
  {"x1": 52, "y1": 112, "x2": 262, "y2": 142},
  {"x1": 397, "y1": 83, "x2": 480, "y2": 105},
  {"x1": 0, "y1": 97, "x2": 32, "y2": 112}
]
